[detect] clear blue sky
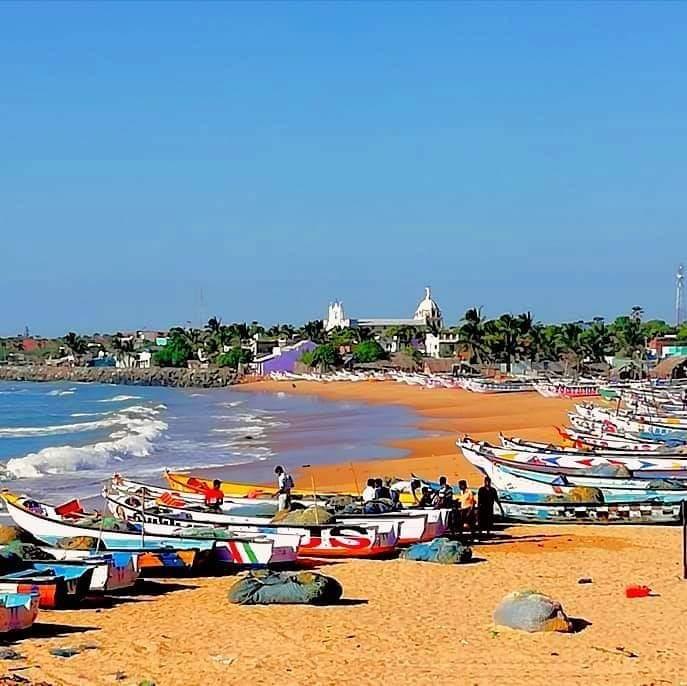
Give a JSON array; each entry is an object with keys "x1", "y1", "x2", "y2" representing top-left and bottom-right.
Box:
[{"x1": 1, "y1": 1, "x2": 685, "y2": 336}]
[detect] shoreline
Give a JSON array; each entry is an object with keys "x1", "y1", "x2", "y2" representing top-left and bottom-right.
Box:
[{"x1": 236, "y1": 379, "x2": 578, "y2": 492}]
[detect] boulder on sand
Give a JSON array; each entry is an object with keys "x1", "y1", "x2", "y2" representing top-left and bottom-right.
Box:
[{"x1": 494, "y1": 590, "x2": 572, "y2": 633}]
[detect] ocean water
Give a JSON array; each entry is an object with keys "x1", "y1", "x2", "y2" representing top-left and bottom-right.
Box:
[{"x1": 0, "y1": 381, "x2": 419, "y2": 502}]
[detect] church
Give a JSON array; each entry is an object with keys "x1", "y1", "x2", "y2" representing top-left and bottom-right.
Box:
[{"x1": 323, "y1": 288, "x2": 458, "y2": 357}]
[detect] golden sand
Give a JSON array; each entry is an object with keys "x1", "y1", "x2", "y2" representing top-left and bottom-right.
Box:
[{"x1": 7, "y1": 381, "x2": 687, "y2": 686}]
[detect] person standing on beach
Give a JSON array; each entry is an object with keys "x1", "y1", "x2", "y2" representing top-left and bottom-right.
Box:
[
  {"x1": 477, "y1": 476, "x2": 503, "y2": 538},
  {"x1": 362, "y1": 478, "x2": 376, "y2": 503},
  {"x1": 274, "y1": 465, "x2": 293, "y2": 511},
  {"x1": 457, "y1": 480, "x2": 476, "y2": 541}
]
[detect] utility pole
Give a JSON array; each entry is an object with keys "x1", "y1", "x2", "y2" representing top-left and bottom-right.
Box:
[{"x1": 677, "y1": 264, "x2": 685, "y2": 327}]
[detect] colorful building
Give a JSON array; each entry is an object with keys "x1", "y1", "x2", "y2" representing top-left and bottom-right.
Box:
[{"x1": 253, "y1": 340, "x2": 317, "y2": 375}]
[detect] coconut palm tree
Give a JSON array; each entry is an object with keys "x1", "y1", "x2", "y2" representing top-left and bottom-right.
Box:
[
  {"x1": 580, "y1": 319, "x2": 611, "y2": 362},
  {"x1": 300, "y1": 319, "x2": 326, "y2": 343},
  {"x1": 555, "y1": 322, "x2": 585, "y2": 376},
  {"x1": 205, "y1": 317, "x2": 222, "y2": 337},
  {"x1": 489, "y1": 314, "x2": 522, "y2": 373},
  {"x1": 63, "y1": 332, "x2": 87, "y2": 356},
  {"x1": 456, "y1": 307, "x2": 489, "y2": 364},
  {"x1": 112, "y1": 337, "x2": 136, "y2": 368}
]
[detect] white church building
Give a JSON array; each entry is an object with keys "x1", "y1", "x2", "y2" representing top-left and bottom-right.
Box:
[{"x1": 323, "y1": 287, "x2": 457, "y2": 357}]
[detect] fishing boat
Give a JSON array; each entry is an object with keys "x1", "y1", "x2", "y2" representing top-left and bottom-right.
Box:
[
  {"x1": 498, "y1": 433, "x2": 680, "y2": 456},
  {"x1": 462, "y1": 378, "x2": 533, "y2": 393},
  {"x1": 498, "y1": 491, "x2": 682, "y2": 524},
  {"x1": 459, "y1": 438, "x2": 687, "y2": 480},
  {"x1": 555, "y1": 425, "x2": 675, "y2": 452},
  {"x1": 1, "y1": 493, "x2": 297, "y2": 568},
  {"x1": 0, "y1": 564, "x2": 93, "y2": 609},
  {"x1": 459, "y1": 436, "x2": 687, "y2": 472},
  {"x1": 534, "y1": 380, "x2": 600, "y2": 398},
  {"x1": 26, "y1": 554, "x2": 138, "y2": 593},
  {"x1": 483, "y1": 458, "x2": 687, "y2": 498},
  {"x1": 164, "y1": 469, "x2": 420, "y2": 507},
  {"x1": 103, "y1": 487, "x2": 400, "y2": 557},
  {"x1": 43, "y1": 546, "x2": 211, "y2": 576},
  {"x1": 0, "y1": 592, "x2": 39, "y2": 633},
  {"x1": 109, "y1": 475, "x2": 447, "y2": 544}
]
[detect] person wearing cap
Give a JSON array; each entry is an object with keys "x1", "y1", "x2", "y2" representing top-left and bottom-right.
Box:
[{"x1": 273, "y1": 465, "x2": 293, "y2": 511}]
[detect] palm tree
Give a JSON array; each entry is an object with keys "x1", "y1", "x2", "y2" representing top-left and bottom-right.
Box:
[
  {"x1": 63, "y1": 332, "x2": 87, "y2": 356},
  {"x1": 384, "y1": 325, "x2": 418, "y2": 349},
  {"x1": 112, "y1": 337, "x2": 135, "y2": 368},
  {"x1": 205, "y1": 317, "x2": 222, "y2": 337},
  {"x1": 580, "y1": 319, "x2": 611, "y2": 362},
  {"x1": 555, "y1": 323, "x2": 585, "y2": 376},
  {"x1": 456, "y1": 307, "x2": 489, "y2": 364},
  {"x1": 491, "y1": 314, "x2": 521, "y2": 373},
  {"x1": 301, "y1": 319, "x2": 326, "y2": 343},
  {"x1": 233, "y1": 322, "x2": 250, "y2": 341}
]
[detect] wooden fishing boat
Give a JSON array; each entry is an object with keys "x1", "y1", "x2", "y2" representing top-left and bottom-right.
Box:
[
  {"x1": 0, "y1": 592, "x2": 39, "y2": 633},
  {"x1": 164, "y1": 469, "x2": 419, "y2": 507},
  {"x1": 459, "y1": 436, "x2": 687, "y2": 472},
  {"x1": 462, "y1": 379, "x2": 533, "y2": 393},
  {"x1": 499, "y1": 433, "x2": 678, "y2": 456},
  {"x1": 459, "y1": 439, "x2": 687, "y2": 480},
  {"x1": 43, "y1": 546, "x2": 210, "y2": 576},
  {"x1": 555, "y1": 425, "x2": 674, "y2": 452},
  {"x1": 27, "y1": 554, "x2": 138, "y2": 593},
  {"x1": 484, "y1": 459, "x2": 687, "y2": 499},
  {"x1": 498, "y1": 491, "x2": 682, "y2": 524},
  {"x1": 1, "y1": 493, "x2": 297, "y2": 568},
  {"x1": 103, "y1": 487, "x2": 401, "y2": 557},
  {"x1": 534, "y1": 380, "x2": 600, "y2": 398},
  {"x1": 0, "y1": 564, "x2": 93, "y2": 609},
  {"x1": 110, "y1": 475, "x2": 445, "y2": 544}
]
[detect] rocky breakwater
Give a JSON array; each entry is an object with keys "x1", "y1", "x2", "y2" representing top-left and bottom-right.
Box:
[{"x1": 0, "y1": 365, "x2": 238, "y2": 388}]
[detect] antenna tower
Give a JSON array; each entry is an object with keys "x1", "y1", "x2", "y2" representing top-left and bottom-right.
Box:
[{"x1": 677, "y1": 264, "x2": 685, "y2": 327}]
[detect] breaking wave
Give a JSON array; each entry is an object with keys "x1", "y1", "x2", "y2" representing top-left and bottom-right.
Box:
[
  {"x1": 97, "y1": 394, "x2": 141, "y2": 403},
  {"x1": 4, "y1": 405, "x2": 168, "y2": 478},
  {"x1": 47, "y1": 388, "x2": 76, "y2": 397}
]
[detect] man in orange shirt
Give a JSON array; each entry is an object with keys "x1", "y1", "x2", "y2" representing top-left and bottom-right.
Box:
[
  {"x1": 203, "y1": 479, "x2": 224, "y2": 511},
  {"x1": 457, "y1": 479, "x2": 476, "y2": 542}
]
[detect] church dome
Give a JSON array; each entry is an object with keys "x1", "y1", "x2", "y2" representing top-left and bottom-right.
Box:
[{"x1": 414, "y1": 287, "x2": 442, "y2": 326}]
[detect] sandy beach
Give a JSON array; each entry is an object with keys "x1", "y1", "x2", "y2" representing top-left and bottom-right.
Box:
[{"x1": 7, "y1": 381, "x2": 687, "y2": 686}]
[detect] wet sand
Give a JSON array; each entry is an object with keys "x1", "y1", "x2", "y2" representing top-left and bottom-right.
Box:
[{"x1": 8, "y1": 381, "x2": 687, "y2": 686}]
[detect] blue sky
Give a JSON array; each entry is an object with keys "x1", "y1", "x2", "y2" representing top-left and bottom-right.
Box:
[{"x1": 1, "y1": 1, "x2": 685, "y2": 336}]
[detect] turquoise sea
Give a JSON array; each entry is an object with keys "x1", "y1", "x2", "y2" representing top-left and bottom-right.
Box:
[{"x1": 0, "y1": 381, "x2": 418, "y2": 502}]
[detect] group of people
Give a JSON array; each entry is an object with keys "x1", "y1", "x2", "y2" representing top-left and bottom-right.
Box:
[
  {"x1": 361, "y1": 477, "x2": 401, "y2": 506},
  {"x1": 411, "y1": 475, "x2": 504, "y2": 540}
]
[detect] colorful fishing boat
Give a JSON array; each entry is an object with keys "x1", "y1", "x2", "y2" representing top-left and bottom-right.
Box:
[
  {"x1": 164, "y1": 469, "x2": 419, "y2": 507},
  {"x1": 459, "y1": 437, "x2": 687, "y2": 472},
  {"x1": 1, "y1": 493, "x2": 297, "y2": 568},
  {"x1": 0, "y1": 564, "x2": 93, "y2": 609},
  {"x1": 109, "y1": 475, "x2": 445, "y2": 545},
  {"x1": 103, "y1": 487, "x2": 400, "y2": 557},
  {"x1": 0, "y1": 592, "x2": 39, "y2": 633},
  {"x1": 27, "y1": 554, "x2": 138, "y2": 593},
  {"x1": 498, "y1": 491, "x2": 682, "y2": 524},
  {"x1": 462, "y1": 378, "x2": 533, "y2": 393}
]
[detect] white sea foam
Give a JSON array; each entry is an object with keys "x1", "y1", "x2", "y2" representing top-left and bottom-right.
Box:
[
  {"x1": 5, "y1": 408, "x2": 168, "y2": 478},
  {"x1": 70, "y1": 411, "x2": 109, "y2": 418},
  {"x1": 97, "y1": 394, "x2": 141, "y2": 403},
  {"x1": 47, "y1": 389, "x2": 75, "y2": 397},
  {"x1": 220, "y1": 400, "x2": 244, "y2": 408}
]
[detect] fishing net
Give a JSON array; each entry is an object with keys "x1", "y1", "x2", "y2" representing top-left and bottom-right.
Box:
[
  {"x1": 545, "y1": 486, "x2": 604, "y2": 503},
  {"x1": 400, "y1": 537, "x2": 473, "y2": 564},
  {"x1": 224, "y1": 503, "x2": 278, "y2": 517},
  {"x1": 1, "y1": 541, "x2": 55, "y2": 561},
  {"x1": 326, "y1": 495, "x2": 357, "y2": 512},
  {"x1": 0, "y1": 525, "x2": 23, "y2": 545},
  {"x1": 228, "y1": 570, "x2": 343, "y2": 605},
  {"x1": 493, "y1": 590, "x2": 572, "y2": 633},
  {"x1": 586, "y1": 463, "x2": 632, "y2": 477},
  {"x1": 56, "y1": 536, "x2": 99, "y2": 550},
  {"x1": 270, "y1": 506, "x2": 335, "y2": 525}
]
